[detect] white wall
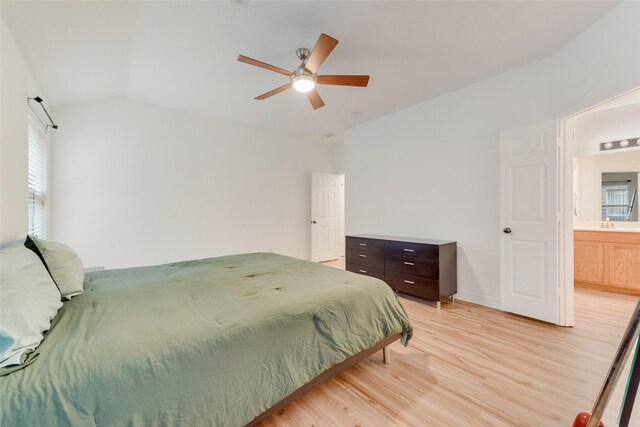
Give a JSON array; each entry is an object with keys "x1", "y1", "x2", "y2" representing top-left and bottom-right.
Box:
[
  {"x1": 345, "y1": 60, "x2": 553, "y2": 308},
  {"x1": 332, "y1": 142, "x2": 345, "y2": 175},
  {"x1": 51, "y1": 98, "x2": 334, "y2": 269},
  {"x1": 0, "y1": 18, "x2": 46, "y2": 242},
  {"x1": 574, "y1": 103, "x2": 640, "y2": 156},
  {"x1": 344, "y1": 1, "x2": 640, "y2": 308}
]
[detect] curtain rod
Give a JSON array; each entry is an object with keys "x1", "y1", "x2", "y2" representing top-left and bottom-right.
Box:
[{"x1": 27, "y1": 96, "x2": 58, "y2": 130}]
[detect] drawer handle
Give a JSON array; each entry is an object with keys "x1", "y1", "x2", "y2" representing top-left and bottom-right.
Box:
[
  {"x1": 359, "y1": 270, "x2": 367, "y2": 273},
  {"x1": 359, "y1": 243, "x2": 367, "y2": 246},
  {"x1": 359, "y1": 254, "x2": 367, "y2": 258},
  {"x1": 404, "y1": 262, "x2": 415, "y2": 266},
  {"x1": 404, "y1": 280, "x2": 415, "y2": 285},
  {"x1": 403, "y1": 249, "x2": 415, "y2": 252}
]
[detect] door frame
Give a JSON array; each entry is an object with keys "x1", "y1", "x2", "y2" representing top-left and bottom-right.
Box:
[
  {"x1": 558, "y1": 118, "x2": 575, "y2": 326},
  {"x1": 557, "y1": 85, "x2": 640, "y2": 327},
  {"x1": 338, "y1": 175, "x2": 345, "y2": 258}
]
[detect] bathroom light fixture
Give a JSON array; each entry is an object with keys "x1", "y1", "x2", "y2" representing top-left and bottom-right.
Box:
[{"x1": 600, "y1": 137, "x2": 640, "y2": 152}]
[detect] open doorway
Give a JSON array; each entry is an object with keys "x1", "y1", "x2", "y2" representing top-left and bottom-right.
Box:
[
  {"x1": 567, "y1": 88, "x2": 640, "y2": 298},
  {"x1": 500, "y1": 87, "x2": 640, "y2": 327}
]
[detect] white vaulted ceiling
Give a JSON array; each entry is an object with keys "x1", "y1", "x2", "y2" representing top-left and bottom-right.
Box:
[{"x1": 0, "y1": 1, "x2": 618, "y2": 141}]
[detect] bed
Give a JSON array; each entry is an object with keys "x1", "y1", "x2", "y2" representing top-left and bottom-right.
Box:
[{"x1": 0, "y1": 252, "x2": 412, "y2": 426}]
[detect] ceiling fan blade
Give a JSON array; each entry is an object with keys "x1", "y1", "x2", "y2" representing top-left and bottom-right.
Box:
[
  {"x1": 254, "y1": 83, "x2": 292, "y2": 100},
  {"x1": 237, "y1": 55, "x2": 291, "y2": 76},
  {"x1": 304, "y1": 33, "x2": 338, "y2": 74},
  {"x1": 317, "y1": 75, "x2": 370, "y2": 87},
  {"x1": 306, "y1": 89, "x2": 325, "y2": 110}
]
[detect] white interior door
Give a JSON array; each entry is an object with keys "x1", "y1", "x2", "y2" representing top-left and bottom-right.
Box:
[
  {"x1": 500, "y1": 121, "x2": 559, "y2": 324},
  {"x1": 311, "y1": 172, "x2": 340, "y2": 262}
]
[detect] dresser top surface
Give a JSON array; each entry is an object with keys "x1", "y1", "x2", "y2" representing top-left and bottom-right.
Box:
[{"x1": 348, "y1": 234, "x2": 456, "y2": 246}]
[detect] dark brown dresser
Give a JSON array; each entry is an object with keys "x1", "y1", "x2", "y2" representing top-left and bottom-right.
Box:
[{"x1": 346, "y1": 235, "x2": 457, "y2": 308}]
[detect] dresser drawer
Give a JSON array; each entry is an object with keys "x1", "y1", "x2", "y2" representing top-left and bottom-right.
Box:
[
  {"x1": 385, "y1": 271, "x2": 439, "y2": 300},
  {"x1": 346, "y1": 248, "x2": 385, "y2": 268},
  {"x1": 346, "y1": 235, "x2": 456, "y2": 304},
  {"x1": 346, "y1": 236, "x2": 385, "y2": 253},
  {"x1": 385, "y1": 255, "x2": 439, "y2": 280},
  {"x1": 385, "y1": 241, "x2": 439, "y2": 261},
  {"x1": 346, "y1": 263, "x2": 385, "y2": 281}
]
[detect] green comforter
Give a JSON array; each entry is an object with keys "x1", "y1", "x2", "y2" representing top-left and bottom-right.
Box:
[{"x1": 0, "y1": 253, "x2": 412, "y2": 426}]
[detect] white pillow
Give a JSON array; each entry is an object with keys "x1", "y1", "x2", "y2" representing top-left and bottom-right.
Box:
[
  {"x1": 0, "y1": 244, "x2": 63, "y2": 367},
  {"x1": 25, "y1": 235, "x2": 84, "y2": 299}
]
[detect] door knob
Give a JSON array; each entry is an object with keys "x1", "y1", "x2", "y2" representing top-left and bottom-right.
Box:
[
  {"x1": 311, "y1": 221, "x2": 317, "y2": 224},
  {"x1": 503, "y1": 227, "x2": 512, "y2": 234}
]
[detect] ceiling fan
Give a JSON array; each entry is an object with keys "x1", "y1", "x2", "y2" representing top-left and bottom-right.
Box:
[{"x1": 237, "y1": 33, "x2": 370, "y2": 110}]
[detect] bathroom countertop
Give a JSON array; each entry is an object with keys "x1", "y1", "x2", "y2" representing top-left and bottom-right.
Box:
[{"x1": 574, "y1": 227, "x2": 640, "y2": 233}]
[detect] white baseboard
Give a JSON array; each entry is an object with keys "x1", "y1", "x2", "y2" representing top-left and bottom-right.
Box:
[{"x1": 455, "y1": 290, "x2": 500, "y2": 310}]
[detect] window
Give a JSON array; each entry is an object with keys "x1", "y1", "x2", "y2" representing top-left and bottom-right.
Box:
[
  {"x1": 601, "y1": 184, "x2": 630, "y2": 221},
  {"x1": 28, "y1": 112, "x2": 48, "y2": 238},
  {"x1": 601, "y1": 172, "x2": 639, "y2": 222}
]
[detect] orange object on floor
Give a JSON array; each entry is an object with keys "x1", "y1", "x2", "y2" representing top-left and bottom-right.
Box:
[{"x1": 572, "y1": 412, "x2": 605, "y2": 427}]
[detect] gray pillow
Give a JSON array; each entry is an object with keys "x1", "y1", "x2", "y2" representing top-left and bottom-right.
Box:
[
  {"x1": 25, "y1": 235, "x2": 84, "y2": 300},
  {"x1": 0, "y1": 244, "x2": 63, "y2": 367}
]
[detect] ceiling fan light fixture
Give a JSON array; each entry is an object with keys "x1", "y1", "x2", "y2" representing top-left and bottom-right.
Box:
[
  {"x1": 291, "y1": 68, "x2": 316, "y2": 93},
  {"x1": 238, "y1": 33, "x2": 369, "y2": 109}
]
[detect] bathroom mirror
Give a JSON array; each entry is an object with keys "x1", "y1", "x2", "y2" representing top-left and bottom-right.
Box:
[
  {"x1": 601, "y1": 172, "x2": 639, "y2": 221},
  {"x1": 573, "y1": 150, "x2": 640, "y2": 225}
]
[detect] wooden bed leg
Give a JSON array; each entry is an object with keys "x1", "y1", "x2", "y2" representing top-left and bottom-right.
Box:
[
  {"x1": 436, "y1": 301, "x2": 441, "y2": 310},
  {"x1": 383, "y1": 346, "x2": 391, "y2": 365}
]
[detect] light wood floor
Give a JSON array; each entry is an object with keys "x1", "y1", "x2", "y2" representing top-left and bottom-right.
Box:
[{"x1": 258, "y1": 264, "x2": 640, "y2": 426}]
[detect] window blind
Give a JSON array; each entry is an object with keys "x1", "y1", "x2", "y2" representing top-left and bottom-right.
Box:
[{"x1": 28, "y1": 112, "x2": 48, "y2": 238}]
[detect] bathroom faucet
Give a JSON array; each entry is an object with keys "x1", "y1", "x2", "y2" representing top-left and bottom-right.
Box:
[{"x1": 601, "y1": 218, "x2": 615, "y2": 229}]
